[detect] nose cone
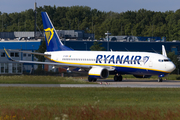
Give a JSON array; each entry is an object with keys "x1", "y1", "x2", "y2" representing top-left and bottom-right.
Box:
[{"x1": 166, "y1": 62, "x2": 176, "y2": 73}]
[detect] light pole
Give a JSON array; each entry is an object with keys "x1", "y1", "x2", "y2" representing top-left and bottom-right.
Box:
[
  {"x1": 32, "y1": 45, "x2": 34, "y2": 74},
  {"x1": 84, "y1": 42, "x2": 87, "y2": 51},
  {"x1": 105, "y1": 31, "x2": 111, "y2": 51},
  {"x1": 1, "y1": 15, "x2": 3, "y2": 32},
  {"x1": 34, "y1": 2, "x2": 37, "y2": 39}
]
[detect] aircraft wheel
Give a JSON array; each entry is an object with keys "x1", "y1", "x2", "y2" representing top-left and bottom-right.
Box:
[
  {"x1": 118, "y1": 75, "x2": 123, "y2": 81},
  {"x1": 114, "y1": 75, "x2": 122, "y2": 81},
  {"x1": 88, "y1": 76, "x2": 93, "y2": 82},
  {"x1": 114, "y1": 76, "x2": 118, "y2": 81},
  {"x1": 93, "y1": 78, "x2": 97, "y2": 82},
  {"x1": 158, "y1": 78, "x2": 163, "y2": 82}
]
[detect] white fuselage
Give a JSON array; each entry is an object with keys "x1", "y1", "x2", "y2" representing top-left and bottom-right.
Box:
[{"x1": 45, "y1": 51, "x2": 176, "y2": 76}]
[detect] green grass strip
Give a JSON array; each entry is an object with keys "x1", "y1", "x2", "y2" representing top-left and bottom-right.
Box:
[
  {"x1": 0, "y1": 87, "x2": 179, "y2": 119},
  {"x1": 0, "y1": 75, "x2": 93, "y2": 84}
]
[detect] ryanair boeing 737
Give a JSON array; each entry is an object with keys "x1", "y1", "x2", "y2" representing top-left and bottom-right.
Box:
[{"x1": 4, "y1": 12, "x2": 176, "y2": 82}]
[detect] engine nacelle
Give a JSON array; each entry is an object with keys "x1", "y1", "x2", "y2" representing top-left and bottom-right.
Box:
[
  {"x1": 88, "y1": 67, "x2": 109, "y2": 79},
  {"x1": 133, "y1": 75, "x2": 152, "y2": 78}
]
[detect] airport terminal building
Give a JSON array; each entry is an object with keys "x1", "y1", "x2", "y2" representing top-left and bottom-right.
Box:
[
  {"x1": 0, "y1": 31, "x2": 180, "y2": 74},
  {"x1": 0, "y1": 39, "x2": 41, "y2": 74}
]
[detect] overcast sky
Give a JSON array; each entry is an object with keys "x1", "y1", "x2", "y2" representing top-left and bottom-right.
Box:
[{"x1": 1, "y1": 0, "x2": 180, "y2": 13}]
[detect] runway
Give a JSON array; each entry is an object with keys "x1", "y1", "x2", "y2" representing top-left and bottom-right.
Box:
[{"x1": 0, "y1": 79, "x2": 180, "y2": 88}]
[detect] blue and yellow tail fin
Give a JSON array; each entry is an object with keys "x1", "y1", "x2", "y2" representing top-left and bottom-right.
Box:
[{"x1": 41, "y1": 12, "x2": 73, "y2": 52}]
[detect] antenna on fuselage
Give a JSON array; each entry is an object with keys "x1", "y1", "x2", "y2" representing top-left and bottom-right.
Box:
[
  {"x1": 151, "y1": 48, "x2": 158, "y2": 53},
  {"x1": 125, "y1": 48, "x2": 129, "y2": 51}
]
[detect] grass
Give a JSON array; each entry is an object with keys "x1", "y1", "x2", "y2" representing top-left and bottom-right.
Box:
[
  {"x1": 0, "y1": 75, "x2": 179, "y2": 119},
  {"x1": 0, "y1": 74, "x2": 179, "y2": 84},
  {"x1": 0, "y1": 87, "x2": 180, "y2": 119},
  {"x1": 0, "y1": 75, "x2": 92, "y2": 84}
]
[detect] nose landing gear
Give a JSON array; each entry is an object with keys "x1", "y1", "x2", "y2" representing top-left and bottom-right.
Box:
[{"x1": 158, "y1": 78, "x2": 163, "y2": 82}]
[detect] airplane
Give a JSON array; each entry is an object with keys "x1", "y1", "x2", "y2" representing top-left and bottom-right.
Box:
[{"x1": 4, "y1": 12, "x2": 176, "y2": 82}]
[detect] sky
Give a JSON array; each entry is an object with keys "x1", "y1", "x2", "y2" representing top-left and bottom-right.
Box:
[{"x1": 0, "y1": 0, "x2": 180, "y2": 14}]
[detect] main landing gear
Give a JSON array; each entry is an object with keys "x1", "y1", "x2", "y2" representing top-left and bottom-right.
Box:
[
  {"x1": 114, "y1": 74, "x2": 123, "y2": 82},
  {"x1": 88, "y1": 76, "x2": 97, "y2": 82},
  {"x1": 158, "y1": 78, "x2": 163, "y2": 82}
]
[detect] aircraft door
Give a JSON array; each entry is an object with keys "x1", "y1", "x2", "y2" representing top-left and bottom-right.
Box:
[{"x1": 149, "y1": 57, "x2": 153, "y2": 67}]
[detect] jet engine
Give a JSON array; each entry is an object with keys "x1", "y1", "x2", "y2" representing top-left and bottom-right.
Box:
[{"x1": 88, "y1": 67, "x2": 109, "y2": 79}]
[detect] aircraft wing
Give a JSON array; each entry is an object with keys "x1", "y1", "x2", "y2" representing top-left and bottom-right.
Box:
[
  {"x1": 7, "y1": 49, "x2": 51, "y2": 57},
  {"x1": 4, "y1": 48, "x2": 91, "y2": 68}
]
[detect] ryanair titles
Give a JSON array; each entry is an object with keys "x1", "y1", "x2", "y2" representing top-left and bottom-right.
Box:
[{"x1": 96, "y1": 55, "x2": 149, "y2": 65}]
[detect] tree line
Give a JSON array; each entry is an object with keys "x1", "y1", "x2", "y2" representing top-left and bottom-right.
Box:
[{"x1": 1, "y1": 5, "x2": 180, "y2": 41}]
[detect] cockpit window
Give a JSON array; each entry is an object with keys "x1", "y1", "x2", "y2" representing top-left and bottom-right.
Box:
[
  {"x1": 163, "y1": 59, "x2": 171, "y2": 62},
  {"x1": 158, "y1": 59, "x2": 171, "y2": 62}
]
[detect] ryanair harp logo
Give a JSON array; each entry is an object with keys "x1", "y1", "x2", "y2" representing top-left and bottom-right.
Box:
[
  {"x1": 143, "y1": 56, "x2": 149, "y2": 64},
  {"x1": 44, "y1": 28, "x2": 54, "y2": 45}
]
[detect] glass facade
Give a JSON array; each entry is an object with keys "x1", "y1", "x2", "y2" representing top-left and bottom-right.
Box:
[{"x1": 0, "y1": 63, "x2": 22, "y2": 74}]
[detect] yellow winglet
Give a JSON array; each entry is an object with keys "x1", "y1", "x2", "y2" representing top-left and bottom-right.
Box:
[{"x1": 3, "y1": 48, "x2": 13, "y2": 61}]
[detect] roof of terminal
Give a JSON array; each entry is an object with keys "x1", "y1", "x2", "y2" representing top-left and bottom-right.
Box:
[{"x1": 0, "y1": 39, "x2": 42, "y2": 50}]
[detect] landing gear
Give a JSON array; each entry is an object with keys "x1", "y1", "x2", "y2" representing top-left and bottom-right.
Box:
[
  {"x1": 114, "y1": 74, "x2": 122, "y2": 82},
  {"x1": 88, "y1": 76, "x2": 97, "y2": 82},
  {"x1": 92, "y1": 78, "x2": 97, "y2": 82},
  {"x1": 158, "y1": 78, "x2": 163, "y2": 82}
]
